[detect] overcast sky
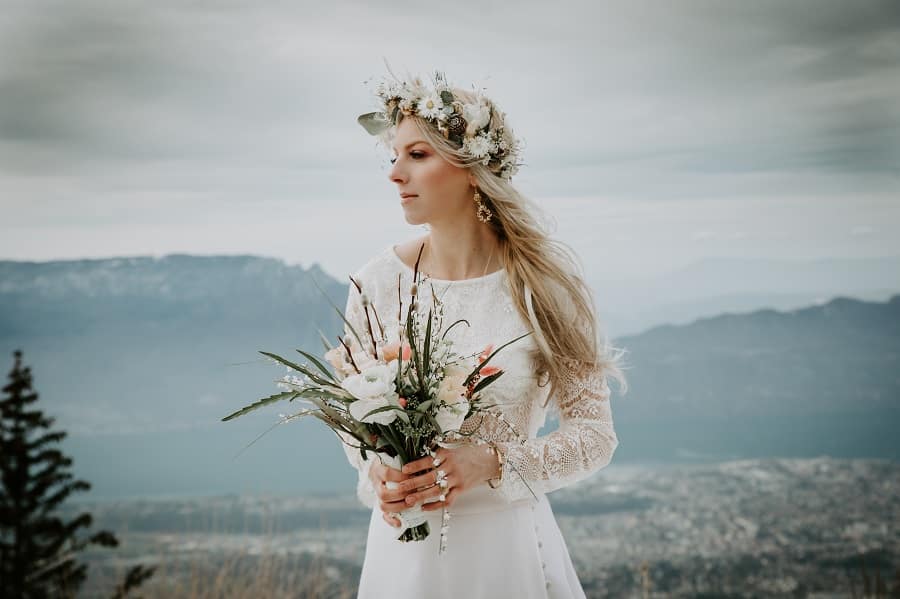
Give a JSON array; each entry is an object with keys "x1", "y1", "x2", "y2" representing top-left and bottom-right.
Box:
[{"x1": 1, "y1": 0, "x2": 898, "y2": 281}]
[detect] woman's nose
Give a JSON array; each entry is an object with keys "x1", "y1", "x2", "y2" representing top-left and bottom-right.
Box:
[{"x1": 388, "y1": 160, "x2": 406, "y2": 184}]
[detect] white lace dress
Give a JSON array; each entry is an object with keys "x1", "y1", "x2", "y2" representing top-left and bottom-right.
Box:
[{"x1": 341, "y1": 245, "x2": 619, "y2": 599}]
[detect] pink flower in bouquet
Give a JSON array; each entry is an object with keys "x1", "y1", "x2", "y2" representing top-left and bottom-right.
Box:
[
  {"x1": 480, "y1": 365, "x2": 501, "y2": 377},
  {"x1": 382, "y1": 341, "x2": 412, "y2": 362},
  {"x1": 477, "y1": 344, "x2": 494, "y2": 364},
  {"x1": 398, "y1": 397, "x2": 407, "y2": 409},
  {"x1": 324, "y1": 347, "x2": 345, "y2": 371},
  {"x1": 435, "y1": 364, "x2": 471, "y2": 433}
]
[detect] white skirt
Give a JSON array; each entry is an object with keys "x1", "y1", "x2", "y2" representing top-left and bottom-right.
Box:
[{"x1": 356, "y1": 484, "x2": 586, "y2": 599}]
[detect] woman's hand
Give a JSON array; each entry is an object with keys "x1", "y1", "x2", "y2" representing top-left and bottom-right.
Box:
[
  {"x1": 398, "y1": 444, "x2": 501, "y2": 512},
  {"x1": 368, "y1": 459, "x2": 416, "y2": 528}
]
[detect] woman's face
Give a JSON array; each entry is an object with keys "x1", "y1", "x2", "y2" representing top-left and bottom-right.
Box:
[{"x1": 387, "y1": 117, "x2": 473, "y2": 226}]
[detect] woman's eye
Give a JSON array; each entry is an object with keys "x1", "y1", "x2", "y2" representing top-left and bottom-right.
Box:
[{"x1": 389, "y1": 152, "x2": 426, "y2": 165}]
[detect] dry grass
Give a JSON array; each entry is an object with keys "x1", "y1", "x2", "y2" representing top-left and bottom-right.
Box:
[{"x1": 80, "y1": 497, "x2": 361, "y2": 599}]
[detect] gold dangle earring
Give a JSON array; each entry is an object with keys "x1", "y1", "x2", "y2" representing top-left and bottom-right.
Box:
[{"x1": 473, "y1": 185, "x2": 492, "y2": 223}]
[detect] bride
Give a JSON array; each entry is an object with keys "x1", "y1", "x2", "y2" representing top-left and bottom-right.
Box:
[{"x1": 342, "y1": 69, "x2": 627, "y2": 598}]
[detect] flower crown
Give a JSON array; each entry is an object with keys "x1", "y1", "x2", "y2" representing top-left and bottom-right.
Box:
[{"x1": 357, "y1": 70, "x2": 524, "y2": 181}]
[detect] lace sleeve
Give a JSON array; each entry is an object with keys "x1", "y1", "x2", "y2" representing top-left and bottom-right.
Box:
[
  {"x1": 492, "y1": 359, "x2": 619, "y2": 502},
  {"x1": 339, "y1": 283, "x2": 377, "y2": 510}
]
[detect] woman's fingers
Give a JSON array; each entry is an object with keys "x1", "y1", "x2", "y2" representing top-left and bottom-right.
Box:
[
  {"x1": 401, "y1": 455, "x2": 433, "y2": 475},
  {"x1": 376, "y1": 481, "x2": 406, "y2": 503},
  {"x1": 382, "y1": 511, "x2": 401, "y2": 528},
  {"x1": 379, "y1": 462, "x2": 407, "y2": 482},
  {"x1": 379, "y1": 497, "x2": 408, "y2": 514},
  {"x1": 401, "y1": 447, "x2": 449, "y2": 476},
  {"x1": 404, "y1": 473, "x2": 454, "y2": 507},
  {"x1": 373, "y1": 464, "x2": 417, "y2": 503},
  {"x1": 394, "y1": 467, "x2": 442, "y2": 496},
  {"x1": 421, "y1": 485, "x2": 459, "y2": 511}
]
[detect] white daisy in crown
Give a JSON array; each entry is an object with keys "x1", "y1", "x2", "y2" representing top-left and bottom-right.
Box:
[
  {"x1": 358, "y1": 69, "x2": 525, "y2": 181},
  {"x1": 464, "y1": 134, "x2": 495, "y2": 159},
  {"x1": 417, "y1": 94, "x2": 444, "y2": 120}
]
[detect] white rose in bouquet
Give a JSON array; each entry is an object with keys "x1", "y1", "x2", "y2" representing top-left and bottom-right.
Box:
[
  {"x1": 351, "y1": 348, "x2": 380, "y2": 373},
  {"x1": 344, "y1": 362, "x2": 405, "y2": 425},
  {"x1": 434, "y1": 363, "x2": 471, "y2": 433}
]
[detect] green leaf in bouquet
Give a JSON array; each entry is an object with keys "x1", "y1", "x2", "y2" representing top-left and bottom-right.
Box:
[
  {"x1": 423, "y1": 307, "x2": 433, "y2": 372},
  {"x1": 415, "y1": 398, "x2": 434, "y2": 413},
  {"x1": 309, "y1": 275, "x2": 366, "y2": 350},
  {"x1": 295, "y1": 349, "x2": 338, "y2": 384},
  {"x1": 463, "y1": 331, "x2": 533, "y2": 387},
  {"x1": 296, "y1": 387, "x2": 352, "y2": 404},
  {"x1": 472, "y1": 369, "x2": 505, "y2": 394},
  {"x1": 317, "y1": 329, "x2": 333, "y2": 352},
  {"x1": 298, "y1": 392, "x2": 353, "y2": 430},
  {"x1": 441, "y1": 318, "x2": 470, "y2": 340},
  {"x1": 405, "y1": 304, "x2": 425, "y2": 391},
  {"x1": 230, "y1": 407, "x2": 317, "y2": 458},
  {"x1": 311, "y1": 410, "x2": 362, "y2": 437},
  {"x1": 375, "y1": 424, "x2": 408, "y2": 463},
  {"x1": 259, "y1": 351, "x2": 336, "y2": 389},
  {"x1": 423, "y1": 411, "x2": 441, "y2": 434},
  {"x1": 317, "y1": 420, "x2": 378, "y2": 461},
  {"x1": 221, "y1": 391, "x2": 299, "y2": 422},
  {"x1": 350, "y1": 421, "x2": 376, "y2": 444},
  {"x1": 359, "y1": 403, "x2": 410, "y2": 423}
]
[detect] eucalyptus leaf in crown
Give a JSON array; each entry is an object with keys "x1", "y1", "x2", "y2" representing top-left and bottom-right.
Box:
[{"x1": 357, "y1": 70, "x2": 524, "y2": 181}]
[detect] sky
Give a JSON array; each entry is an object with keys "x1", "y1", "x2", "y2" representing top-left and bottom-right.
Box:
[{"x1": 1, "y1": 0, "x2": 898, "y2": 281}]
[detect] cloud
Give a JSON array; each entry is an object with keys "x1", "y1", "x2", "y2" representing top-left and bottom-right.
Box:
[{"x1": 1, "y1": 0, "x2": 898, "y2": 276}]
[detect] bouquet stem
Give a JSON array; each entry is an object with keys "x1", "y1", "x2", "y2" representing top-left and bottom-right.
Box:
[{"x1": 398, "y1": 521, "x2": 430, "y2": 542}]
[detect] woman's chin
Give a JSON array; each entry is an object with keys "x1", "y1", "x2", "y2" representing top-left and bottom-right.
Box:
[{"x1": 401, "y1": 209, "x2": 426, "y2": 226}]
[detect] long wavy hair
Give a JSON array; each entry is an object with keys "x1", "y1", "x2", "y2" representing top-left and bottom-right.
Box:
[{"x1": 380, "y1": 88, "x2": 628, "y2": 408}]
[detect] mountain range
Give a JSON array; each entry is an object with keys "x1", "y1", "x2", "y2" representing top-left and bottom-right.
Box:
[{"x1": 1, "y1": 253, "x2": 897, "y2": 500}]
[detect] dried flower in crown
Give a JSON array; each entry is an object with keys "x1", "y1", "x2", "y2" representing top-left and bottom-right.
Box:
[{"x1": 357, "y1": 70, "x2": 524, "y2": 181}]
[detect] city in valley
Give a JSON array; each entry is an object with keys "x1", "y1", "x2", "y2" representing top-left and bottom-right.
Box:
[{"x1": 69, "y1": 457, "x2": 899, "y2": 598}]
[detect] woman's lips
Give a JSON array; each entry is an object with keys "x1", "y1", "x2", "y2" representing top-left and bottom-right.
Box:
[{"x1": 400, "y1": 195, "x2": 418, "y2": 204}]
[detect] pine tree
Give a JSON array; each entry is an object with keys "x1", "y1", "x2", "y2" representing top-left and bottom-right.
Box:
[{"x1": 0, "y1": 350, "x2": 156, "y2": 598}]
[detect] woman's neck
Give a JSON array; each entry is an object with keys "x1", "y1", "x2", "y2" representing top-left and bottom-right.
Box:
[{"x1": 418, "y1": 228, "x2": 502, "y2": 281}]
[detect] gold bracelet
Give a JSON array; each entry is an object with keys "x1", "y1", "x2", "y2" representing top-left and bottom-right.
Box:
[{"x1": 486, "y1": 441, "x2": 504, "y2": 489}]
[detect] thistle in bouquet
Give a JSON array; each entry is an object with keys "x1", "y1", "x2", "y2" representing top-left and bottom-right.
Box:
[{"x1": 221, "y1": 244, "x2": 532, "y2": 552}]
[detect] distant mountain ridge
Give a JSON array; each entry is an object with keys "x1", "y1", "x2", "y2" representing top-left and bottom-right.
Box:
[
  {"x1": 0, "y1": 254, "x2": 336, "y2": 298},
  {"x1": 0, "y1": 254, "x2": 344, "y2": 336},
  {"x1": 615, "y1": 294, "x2": 900, "y2": 416},
  {"x1": 0, "y1": 254, "x2": 897, "y2": 499},
  {"x1": 592, "y1": 254, "x2": 900, "y2": 337}
]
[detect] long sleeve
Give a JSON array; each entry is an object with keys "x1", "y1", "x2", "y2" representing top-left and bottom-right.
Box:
[
  {"x1": 341, "y1": 432, "x2": 377, "y2": 510},
  {"x1": 339, "y1": 282, "x2": 378, "y2": 510},
  {"x1": 491, "y1": 359, "x2": 619, "y2": 503}
]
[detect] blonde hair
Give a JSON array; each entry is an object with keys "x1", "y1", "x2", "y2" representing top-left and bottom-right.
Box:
[{"x1": 381, "y1": 88, "x2": 628, "y2": 408}]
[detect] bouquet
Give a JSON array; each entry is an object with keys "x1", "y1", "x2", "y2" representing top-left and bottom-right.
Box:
[{"x1": 221, "y1": 249, "x2": 530, "y2": 554}]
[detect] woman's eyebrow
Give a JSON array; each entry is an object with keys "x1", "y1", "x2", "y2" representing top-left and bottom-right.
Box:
[{"x1": 391, "y1": 140, "x2": 426, "y2": 152}]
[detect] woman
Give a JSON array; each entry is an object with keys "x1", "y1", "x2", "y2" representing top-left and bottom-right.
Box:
[{"x1": 343, "y1": 70, "x2": 627, "y2": 598}]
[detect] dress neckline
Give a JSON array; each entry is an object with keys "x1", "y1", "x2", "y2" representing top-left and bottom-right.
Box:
[{"x1": 387, "y1": 244, "x2": 506, "y2": 286}]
